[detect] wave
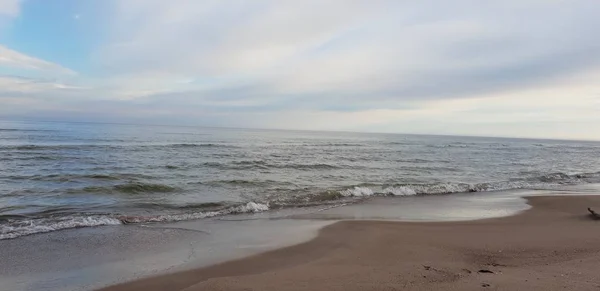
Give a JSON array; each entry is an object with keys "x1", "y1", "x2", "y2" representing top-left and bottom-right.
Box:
[
  {"x1": 167, "y1": 143, "x2": 236, "y2": 148},
  {"x1": 65, "y1": 182, "x2": 179, "y2": 194},
  {"x1": 288, "y1": 163, "x2": 341, "y2": 170},
  {"x1": 0, "y1": 143, "x2": 237, "y2": 152},
  {"x1": 268, "y1": 190, "x2": 349, "y2": 208},
  {"x1": 113, "y1": 182, "x2": 178, "y2": 193},
  {"x1": 203, "y1": 179, "x2": 297, "y2": 188},
  {"x1": 2, "y1": 170, "x2": 599, "y2": 240},
  {"x1": 0, "y1": 128, "x2": 57, "y2": 132},
  {"x1": 0, "y1": 155, "x2": 61, "y2": 161},
  {"x1": 6, "y1": 173, "x2": 152, "y2": 182},
  {"x1": 202, "y1": 160, "x2": 343, "y2": 170},
  {"x1": 151, "y1": 201, "x2": 227, "y2": 210},
  {"x1": 395, "y1": 158, "x2": 446, "y2": 164},
  {"x1": 306, "y1": 143, "x2": 365, "y2": 147},
  {"x1": 0, "y1": 215, "x2": 122, "y2": 240},
  {"x1": 338, "y1": 171, "x2": 600, "y2": 197},
  {"x1": 384, "y1": 141, "x2": 414, "y2": 145},
  {"x1": 0, "y1": 202, "x2": 269, "y2": 240},
  {"x1": 425, "y1": 144, "x2": 470, "y2": 149},
  {"x1": 340, "y1": 187, "x2": 374, "y2": 197},
  {"x1": 118, "y1": 202, "x2": 269, "y2": 224},
  {"x1": 230, "y1": 160, "x2": 270, "y2": 169},
  {"x1": 1, "y1": 144, "x2": 123, "y2": 151}
]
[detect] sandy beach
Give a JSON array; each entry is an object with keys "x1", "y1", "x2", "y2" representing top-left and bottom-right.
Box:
[
  {"x1": 3, "y1": 2, "x2": 600, "y2": 290},
  {"x1": 98, "y1": 195, "x2": 600, "y2": 291}
]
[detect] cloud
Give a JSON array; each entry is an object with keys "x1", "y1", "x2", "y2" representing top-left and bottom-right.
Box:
[
  {"x1": 2, "y1": 0, "x2": 600, "y2": 139},
  {"x1": 0, "y1": 0, "x2": 21, "y2": 31},
  {"x1": 96, "y1": 1, "x2": 376, "y2": 75},
  {"x1": 0, "y1": 45, "x2": 76, "y2": 74},
  {"x1": 0, "y1": 75, "x2": 91, "y2": 121},
  {"x1": 0, "y1": 75, "x2": 84, "y2": 93},
  {"x1": 0, "y1": 0, "x2": 20, "y2": 17},
  {"x1": 92, "y1": 0, "x2": 600, "y2": 108}
]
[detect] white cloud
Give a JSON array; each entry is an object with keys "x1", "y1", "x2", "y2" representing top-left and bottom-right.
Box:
[
  {"x1": 0, "y1": 45, "x2": 76, "y2": 74},
  {"x1": 95, "y1": 0, "x2": 382, "y2": 76},
  {"x1": 2, "y1": 0, "x2": 600, "y2": 140},
  {"x1": 0, "y1": 76, "x2": 85, "y2": 94},
  {"x1": 94, "y1": 0, "x2": 600, "y2": 101},
  {"x1": 0, "y1": 0, "x2": 20, "y2": 17}
]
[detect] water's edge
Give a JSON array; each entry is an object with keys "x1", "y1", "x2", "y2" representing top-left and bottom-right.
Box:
[
  {"x1": 7, "y1": 187, "x2": 598, "y2": 291},
  {"x1": 2, "y1": 170, "x2": 599, "y2": 240}
]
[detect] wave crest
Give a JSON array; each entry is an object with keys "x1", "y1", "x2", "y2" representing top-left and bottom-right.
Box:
[
  {"x1": 113, "y1": 183, "x2": 178, "y2": 193},
  {"x1": 118, "y1": 201, "x2": 270, "y2": 223},
  {"x1": 0, "y1": 216, "x2": 122, "y2": 240},
  {"x1": 0, "y1": 201, "x2": 270, "y2": 240},
  {"x1": 3, "y1": 170, "x2": 599, "y2": 240},
  {"x1": 337, "y1": 171, "x2": 600, "y2": 197}
]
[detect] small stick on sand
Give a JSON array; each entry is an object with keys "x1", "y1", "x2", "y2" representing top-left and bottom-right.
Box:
[{"x1": 588, "y1": 208, "x2": 599, "y2": 220}]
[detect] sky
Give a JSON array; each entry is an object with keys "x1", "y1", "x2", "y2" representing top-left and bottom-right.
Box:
[{"x1": 0, "y1": 0, "x2": 599, "y2": 140}]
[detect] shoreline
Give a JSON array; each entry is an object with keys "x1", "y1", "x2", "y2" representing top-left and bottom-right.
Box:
[
  {"x1": 0, "y1": 189, "x2": 536, "y2": 291},
  {"x1": 99, "y1": 195, "x2": 600, "y2": 291}
]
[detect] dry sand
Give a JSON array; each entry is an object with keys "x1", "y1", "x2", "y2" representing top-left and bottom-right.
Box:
[{"x1": 99, "y1": 196, "x2": 600, "y2": 291}]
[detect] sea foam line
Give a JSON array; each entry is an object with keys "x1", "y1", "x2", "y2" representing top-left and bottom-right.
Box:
[
  {"x1": 3, "y1": 171, "x2": 599, "y2": 240},
  {"x1": 338, "y1": 171, "x2": 600, "y2": 197},
  {"x1": 0, "y1": 202, "x2": 270, "y2": 240}
]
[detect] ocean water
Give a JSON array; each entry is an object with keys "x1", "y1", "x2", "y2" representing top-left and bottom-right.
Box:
[{"x1": 1, "y1": 120, "x2": 600, "y2": 240}]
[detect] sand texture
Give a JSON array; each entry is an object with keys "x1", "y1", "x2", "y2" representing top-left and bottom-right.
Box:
[{"x1": 99, "y1": 196, "x2": 600, "y2": 291}]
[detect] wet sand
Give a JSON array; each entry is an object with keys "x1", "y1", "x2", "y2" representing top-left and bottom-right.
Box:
[
  {"x1": 1, "y1": 189, "x2": 537, "y2": 291},
  {"x1": 0, "y1": 218, "x2": 332, "y2": 291},
  {"x1": 99, "y1": 195, "x2": 600, "y2": 291}
]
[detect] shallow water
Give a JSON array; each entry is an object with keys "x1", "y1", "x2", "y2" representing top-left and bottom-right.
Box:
[
  {"x1": 2, "y1": 186, "x2": 598, "y2": 291},
  {"x1": 1, "y1": 120, "x2": 600, "y2": 239}
]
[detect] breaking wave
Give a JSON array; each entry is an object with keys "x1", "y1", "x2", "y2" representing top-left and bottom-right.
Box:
[
  {"x1": 338, "y1": 171, "x2": 600, "y2": 197},
  {"x1": 2, "y1": 171, "x2": 599, "y2": 240},
  {"x1": 118, "y1": 202, "x2": 269, "y2": 224},
  {"x1": 0, "y1": 202, "x2": 270, "y2": 240},
  {"x1": 0, "y1": 215, "x2": 122, "y2": 240}
]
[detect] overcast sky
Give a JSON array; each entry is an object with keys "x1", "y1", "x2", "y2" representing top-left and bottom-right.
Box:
[{"x1": 1, "y1": 0, "x2": 599, "y2": 140}]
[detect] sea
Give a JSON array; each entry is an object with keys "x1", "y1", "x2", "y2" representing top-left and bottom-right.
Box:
[{"x1": 1, "y1": 120, "x2": 600, "y2": 240}]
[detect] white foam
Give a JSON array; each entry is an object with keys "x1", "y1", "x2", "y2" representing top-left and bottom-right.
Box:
[
  {"x1": 340, "y1": 187, "x2": 374, "y2": 197},
  {"x1": 342, "y1": 176, "x2": 592, "y2": 198},
  {"x1": 121, "y1": 210, "x2": 222, "y2": 223},
  {"x1": 0, "y1": 202, "x2": 271, "y2": 240},
  {"x1": 380, "y1": 184, "x2": 473, "y2": 196},
  {"x1": 230, "y1": 202, "x2": 269, "y2": 213},
  {"x1": 412, "y1": 183, "x2": 473, "y2": 194},
  {"x1": 0, "y1": 216, "x2": 122, "y2": 240},
  {"x1": 383, "y1": 186, "x2": 417, "y2": 196},
  {"x1": 122, "y1": 201, "x2": 270, "y2": 224},
  {"x1": 5, "y1": 168, "x2": 599, "y2": 240}
]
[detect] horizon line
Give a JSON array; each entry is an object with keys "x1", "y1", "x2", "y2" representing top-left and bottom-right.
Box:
[{"x1": 1, "y1": 117, "x2": 599, "y2": 143}]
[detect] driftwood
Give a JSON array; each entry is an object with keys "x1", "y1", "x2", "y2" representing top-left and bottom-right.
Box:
[{"x1": 588, "y1": 208, "x2": 600, "y2": 220}]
